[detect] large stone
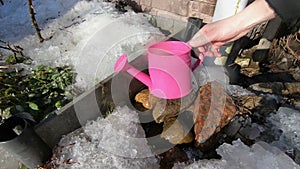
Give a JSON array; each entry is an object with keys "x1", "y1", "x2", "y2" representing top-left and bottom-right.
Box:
[
  {"x1": 161, "y1": 117, "x2": 194, "y2": 144},
  {"x1": 193, "y1": 81, "x2": 237, "y2": 145}
]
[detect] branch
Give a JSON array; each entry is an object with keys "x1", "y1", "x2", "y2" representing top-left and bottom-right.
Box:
[
  {"x1": 27, "y1": 0, "x2": 44, "y2": 43},
  {"x1": 0, "y1": 40, "x2": 24, "y2": 57}
]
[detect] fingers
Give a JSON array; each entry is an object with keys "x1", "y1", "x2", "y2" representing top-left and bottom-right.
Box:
[
  {"x1": 193, "y1": 47, "x2": 205, "y2": 61},
  {"x1": 193, "y1": 44, "x2": 222, "y2": 60},
  {"x1": 188, "y1": 29, "x2": 210, "y2": 48},
  {"x1": 212, "y1": 47, "x2": 222, "y2": 57}
]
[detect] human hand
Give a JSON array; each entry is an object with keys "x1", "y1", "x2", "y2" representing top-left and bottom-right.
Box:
[
  {"x1": 188, "y1": 18, "x2": 250, "y2": 60},
  {"x1": 188, "y1": 0, "x2": 276, "y2": 61}
]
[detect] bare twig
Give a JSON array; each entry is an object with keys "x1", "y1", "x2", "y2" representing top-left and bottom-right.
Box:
[
  {"x1": 27, "y1": 0, "x2": 44, "y2": 43},
  {"x1": 0, "y1": 40, "x2": 24, "y2": 57},
  {"x1": 281, "y1": 33, "x2": 300, "y2": 61}
]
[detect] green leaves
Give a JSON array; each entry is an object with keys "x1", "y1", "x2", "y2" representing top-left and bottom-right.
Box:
[
  {"x1": 28, "y1": 102, "x2": 39, "y2": 110},
  {"x1": 0, "y1": 64, "x2": 76, "y2": 122},
  {"x1": 55, "y1": 101, "x2": 62, "y2": 109},
  {"x1": 5, "y1": 54, "x2": 27, "y2": 64}
]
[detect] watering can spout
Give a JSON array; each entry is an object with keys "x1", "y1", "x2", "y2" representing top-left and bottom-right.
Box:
[{"x1": 114, "y1": 54, "x2": 152, "y2": 88}]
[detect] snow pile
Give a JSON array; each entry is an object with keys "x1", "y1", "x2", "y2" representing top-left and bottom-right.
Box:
[
  {"x1": 268, "y1": 107, "x2": 300, "y2": 151},
  {"x1": 173, "y1": 139, "x2": 300, "y2": 169},
  {"x1": 55, "y1": 106, "x2": 159, "y2": 169},
  {"x1": 0, "y1": 0, "x2": 164, "y2": 89},
  {"x1": 55, "y1": 106, "x2": 300, "y2": 169}
]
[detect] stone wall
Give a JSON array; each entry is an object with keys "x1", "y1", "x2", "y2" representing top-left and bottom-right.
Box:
[{"x1": 134, "y1": 0, "x2": 217, "y2": 23}]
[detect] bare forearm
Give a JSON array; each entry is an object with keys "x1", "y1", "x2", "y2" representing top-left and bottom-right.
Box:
[
  {"x1": 234, "y1": 0, "x2": 276, "y2": 33},
  {"x1": 188, "y1": 0, "x2": 277, "y2": 58}
]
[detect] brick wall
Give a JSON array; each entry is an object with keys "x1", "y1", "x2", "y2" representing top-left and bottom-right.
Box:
[{"x1": 135, "y1": 0, "x2": 217, "y2": 23}]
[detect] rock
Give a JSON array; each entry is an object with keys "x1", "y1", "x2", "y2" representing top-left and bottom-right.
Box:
[
  {"x1": 235, "y1": 95, "x2": 263, "y2": 112},
  {"x1": 283, "y1": 82, "x2": 300, "y2": 95},
  {"x1": 223, "y1": 116, "x2": 245, "y2": 137},
  {"x1": 134, "y1": 89, "x2": 196, "y2": 123},
  {"x1": 134, "y1": 88, "x2": 195, "y2": 145},
  {"x1": 234, "y1": 44, "x2": 261, "y2": 77},
  {"x1": 249, "y1": 82, "x2": 285, "y2": 94},
  {"x1": 152, "y1": 98, "x2": 181, "y2": 124},
  {"x1": 135, "y1": 89, "x2": 153, "y2": 109},
  {"x1": 159, "y1": 147, "x2": 189, "y2": 169},
  {"x1": 151, "y1": 92, "x2": 196, "y2": 124},
  {"x1": 238, "y1": 123, "x2": 262, "y2": 140},
  {"x1": 292, "y1": 99, "x2": 300, "y2": 110},
  {"x1": 193, "y1": 81, "x2": 238, "y2": 145},
  {"x1": 161, "y1": 117, "x2": 194, "y2": 145},
  {"x1": 249, "y1": 82, "x2": 300, "y2": 98}
]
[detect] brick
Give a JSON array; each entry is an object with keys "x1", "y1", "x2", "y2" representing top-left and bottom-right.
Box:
[
  {"x1": 188, "y1": 1, "x2": 215, "y2": 17},
  {"x1": 195, "y1": 0, "x2": 217, "y2": 5},
  {"x1": 188, "y1": 1, "x2": 201, "y2": 18},
  {"x1": 149, "y1": 9, "x2": 188, "y2": 34},
  {"x1": 188, "y1": 1, "x2": 215, "y2": 22},
  {"x1": 199, "y1": 13, "x2": 213, "y2": 23},
  {"x1": 152, "y1": 0, "x2": 172, "y2": 11},
  {"x1": 199, "y1": 2, "x2": 215, "y2": 15},
  {"x1": 139, "y1": 0, "x2": 151, "y2": 6},
  {"x1": 170, "y1": 0, "x2": 189, "y2": 16}
]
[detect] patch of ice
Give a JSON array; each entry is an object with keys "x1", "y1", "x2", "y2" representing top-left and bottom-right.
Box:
[
  {"x1": 173, "y1": 139, "x2": 300, "y2": 169},
  {"x1": 55, "y1": 106, "x2": 159, "y2": 169},
  {"x1": 268, "y1": 107, "x2": 300, "y2": 151}
]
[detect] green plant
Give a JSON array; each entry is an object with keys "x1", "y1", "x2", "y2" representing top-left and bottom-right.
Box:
[{"x1": 0, "y1": 65, "x2": 76, "y2": 123}]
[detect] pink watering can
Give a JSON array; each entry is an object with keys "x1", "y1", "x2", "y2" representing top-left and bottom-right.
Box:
[{"x1": 114, "y1": 41, "x2": 201, "y2": 99}]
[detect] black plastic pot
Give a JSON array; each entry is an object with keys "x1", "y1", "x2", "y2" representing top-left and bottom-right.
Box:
[{"x1": 0, "y1": 116, "x2": 52, "y2": 169}]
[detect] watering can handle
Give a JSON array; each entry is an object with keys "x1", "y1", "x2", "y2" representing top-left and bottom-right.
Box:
[
  {"x1": 191, "y1": 50, "x2": 205, "y2": 71},
  {"x1": 183, "y1": 41, "x2": 205, "y2": 71}
]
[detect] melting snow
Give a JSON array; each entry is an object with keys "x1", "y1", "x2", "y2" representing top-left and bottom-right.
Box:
[
  {"x1": 54, "y1": 106, "x2": 159, "y2": 169},
  {"x1": 173, "y1": 139, "x2": 299, "y2": 169}
]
